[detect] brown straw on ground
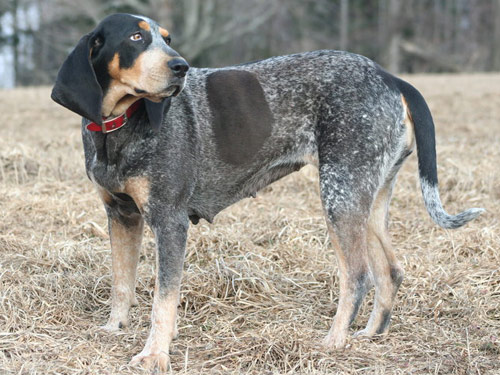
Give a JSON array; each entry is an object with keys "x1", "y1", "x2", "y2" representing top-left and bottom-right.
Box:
[{"x1": 0, "y1": 75, "x2": 499, "y2": 374}]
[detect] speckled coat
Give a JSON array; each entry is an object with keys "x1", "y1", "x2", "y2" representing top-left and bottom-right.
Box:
[{"x1": 51, "y1": 14, "x2": 483, "y2": 370}]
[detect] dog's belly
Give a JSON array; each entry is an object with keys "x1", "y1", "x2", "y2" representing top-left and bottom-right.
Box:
[
  {"x1": 187, "y1": 129, "x2": 318, "y2": 223},
  {"x1": 187, "y1": 158, "x2": 309, "y2": 224}
]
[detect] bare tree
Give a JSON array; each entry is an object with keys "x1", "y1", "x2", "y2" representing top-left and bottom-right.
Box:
[
  {"x1": 174, "y1": 0, "x2": 279, "y2": 61},
  {"x1": 340, "y1": 0, "x2": 348, "y2": 50},
  {"x1": 377, "y1": 0, "x2": 387, "y2": 57},
  {"x1": 387, "y1": 0, "x2": 401, "y2": 73},
  {"x1": 493, "y1": 0, "x2": 500, "y2": 69},
  {"x1": 12, "y1": 0, "x2": 19, "y2": 85},
  {"x1": 4, "y1": 0, "x2": 500, "y2": 87}
]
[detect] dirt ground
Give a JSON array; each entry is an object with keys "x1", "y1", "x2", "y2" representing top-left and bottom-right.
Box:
[{"x1": 0, "y1": 74, "x2": 499, "y2": 374}]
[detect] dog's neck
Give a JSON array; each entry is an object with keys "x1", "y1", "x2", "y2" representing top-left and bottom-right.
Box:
[
  {"x1": 102, "y1": 85, "x2": 141, "y2": 118},
  {"x1": 88, "y1": 107, "x2": 147, "y2": 170}
]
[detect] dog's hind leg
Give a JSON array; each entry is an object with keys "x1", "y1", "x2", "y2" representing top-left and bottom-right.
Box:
[
  {"x1": 355, "y1": 180, "x2": 404, "y2": 338},
  {"x1": 319, "y1": 165, "x2": 373, "y2": 349},
  {"x1": 323, "y1": 217, "x2": 370, "y2": 349}
]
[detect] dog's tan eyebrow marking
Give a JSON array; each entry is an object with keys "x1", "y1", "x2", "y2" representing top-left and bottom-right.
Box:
[
  {"x1": 159, "y1": 27, "x2": 169, "y2": 38},
  {"x1": 138, "y1": 20, "x2": 150, "y2": 31}
]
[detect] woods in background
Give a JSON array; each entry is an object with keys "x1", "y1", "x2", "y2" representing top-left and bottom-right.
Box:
[{"x1": 2, "y1": 0, "x2": 500, "y2": 87}]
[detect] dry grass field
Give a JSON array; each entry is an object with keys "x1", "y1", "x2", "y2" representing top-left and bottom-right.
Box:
[{"x1": 1, "y1": 74, "x2": 499, "y2": 374}]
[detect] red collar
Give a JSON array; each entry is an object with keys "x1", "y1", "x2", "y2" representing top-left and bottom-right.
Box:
[{"x1": 86, "y1": 100, "x2": 143, "y2": 133}]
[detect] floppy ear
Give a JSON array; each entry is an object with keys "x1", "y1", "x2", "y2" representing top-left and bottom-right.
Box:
[
  {"x1": 145, "y1": 98, "x2": 171, "y2": 132},
  {"x1": 51, "y1": 33, "x2": 103, "y2": 125}
]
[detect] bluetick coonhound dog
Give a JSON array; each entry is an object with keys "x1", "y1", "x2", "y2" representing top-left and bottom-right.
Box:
[{"x1": 51, "y1": 13, "x2": 483, "y2": 370}]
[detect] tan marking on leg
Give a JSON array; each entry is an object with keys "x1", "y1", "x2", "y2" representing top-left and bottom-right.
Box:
[
  {"x1": 371, "y1": 186, "x2": 404, "y2": 278},
  {"x1": 138, "y1": 20, "x2": 150, "y2": 31},
  {"x1": 152, "y1": 287, "x2": 179, "y2": 339},
  {"x1": 130, "y1": 288, "x2": 179, "y2": 370},
  {"x1": 159, "y1": 27, "x2": 170, "y2": 38},
  {"x1": 103, "y1": 217, "x2": 143, "y2": 331},
  {"x1": 303, "y1": 153, "x2": 319, "y2": 167},
  {"x1": 94, "y1": 184, "x2": 113, "y2": 205},
  {"x1": 323, "y1": 219, "x2": 368, "y2": 349},
  {"x1": 356, "y1": 185, "x2": 404, "y2": 338},
  {"x1": 124, "y1": 177, "x2": 150, "y2": 213},
  {"x1": 401, "y1": 95, "x2": 415, "y2": 150}
]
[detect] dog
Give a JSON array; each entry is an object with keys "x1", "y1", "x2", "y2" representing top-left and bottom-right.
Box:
[{"x1": 51, "y1": 13, "x2": 483, "y2": 370}]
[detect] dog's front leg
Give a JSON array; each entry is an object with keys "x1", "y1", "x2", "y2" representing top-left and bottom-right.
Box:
[
  {"x1": 130, "y1": 210, "x2": 188, "y2": 371},
  {"x1": 102, "y1": 214, "x2": 143, "y2": 331},
  {"x1": 93, "y1": 186, "x2": 145, "y2": 332}
]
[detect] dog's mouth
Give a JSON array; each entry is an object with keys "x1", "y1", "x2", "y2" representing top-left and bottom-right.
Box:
[
  {"x1": 134, "y1": 84, "x2": 183, "y2": 100},
  {"x1": 163, "y1": 85, "x2": 182, "y2": 97}
]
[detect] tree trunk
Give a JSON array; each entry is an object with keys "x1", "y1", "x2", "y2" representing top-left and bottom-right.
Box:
[
  {"x1": 11, "y1": 0, "x2": 19, "y2": 86},
  {"x1": 387, "y1": 0, "x2": 401, "y2": 73},
  {"x1": 340, "y1": 0, "x2": 349, "y2": 50},
  {"x1": 493, "y1": 0, "x2": 500, "y2": 70},
  {"x1": 377, "y1": 0, "x2": 387, "y2": 65},
  {"x1": 150, "y1": 0, "x2": 173, "y2": 30},
  {"x1": 444, "y1": 0, "x2": 454, "y2": 53}
]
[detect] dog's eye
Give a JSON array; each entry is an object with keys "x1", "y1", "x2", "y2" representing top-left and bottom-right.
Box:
[
  {"x1": 164, "y1": 36, "x2": 171, "y2": 45},
  {"x1": 130, "y1": 33, "x2": 142, "y2": 41}
]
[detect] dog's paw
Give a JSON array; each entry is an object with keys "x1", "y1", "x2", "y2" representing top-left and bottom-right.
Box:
[
  {"x1": 100, "y1": 319, "x2": 127, "y2": 332},
  {"x1": 353, "y1": 328, "x2": 370, "y2": 338},
  {"x1": 353, "y1": 328, "x2": 386, "y2": 340},
  {"x1": 130, "y1": 296, "x2": 139, "y2": 307},
  {"x1": 130, "y1": 350, "x2": 170, "y2": 371},
  {"x1": 322, "y1": 331, "x2": 348, "y2": 350},
  {"x1": 172, "y1": 321, "x2": 179, "y2": 340}
]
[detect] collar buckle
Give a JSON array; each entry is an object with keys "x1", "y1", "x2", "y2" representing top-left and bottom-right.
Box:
[{"x1": 101, "y1": 112, "x2": 128, "y2": 134}]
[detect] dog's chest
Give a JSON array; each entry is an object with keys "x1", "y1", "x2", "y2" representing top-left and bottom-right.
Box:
[
  {"x1": 83, "y1": 128, "x2": 154, "y2": 194},
  {"x1": 87, "y1": 156, "x2": 122, "y2": 192}
]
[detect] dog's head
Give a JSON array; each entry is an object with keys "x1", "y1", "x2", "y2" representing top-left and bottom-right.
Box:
[{"x1": 51, "y1": 13, "x2": 189, "y2": 128}]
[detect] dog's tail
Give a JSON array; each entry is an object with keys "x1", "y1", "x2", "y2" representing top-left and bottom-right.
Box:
[{"x1": 393, "y1": 77, "x2": 484, "y2": 229}]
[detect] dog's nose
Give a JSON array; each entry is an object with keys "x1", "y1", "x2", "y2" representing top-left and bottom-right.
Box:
[{"x1": 168, "y1": 58, "x2": 189, "y2": 78}]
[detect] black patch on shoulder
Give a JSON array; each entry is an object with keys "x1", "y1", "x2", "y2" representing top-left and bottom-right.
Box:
[{"x1": 206, "y1": 70, "x2": 273, "y2": 165}]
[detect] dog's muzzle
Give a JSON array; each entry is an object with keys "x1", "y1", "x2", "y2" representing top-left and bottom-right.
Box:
[{"x1": 168, "y1": 58, "x2": 189, "y2": 78}]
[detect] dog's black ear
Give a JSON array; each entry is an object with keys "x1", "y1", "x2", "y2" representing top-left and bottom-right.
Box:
[
  {"x1": 51, "y1": 33, "x2": 103, "y2": 125},
  {"x1": 145, "y1": 98, "x2": 171, "y2": 132}
]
